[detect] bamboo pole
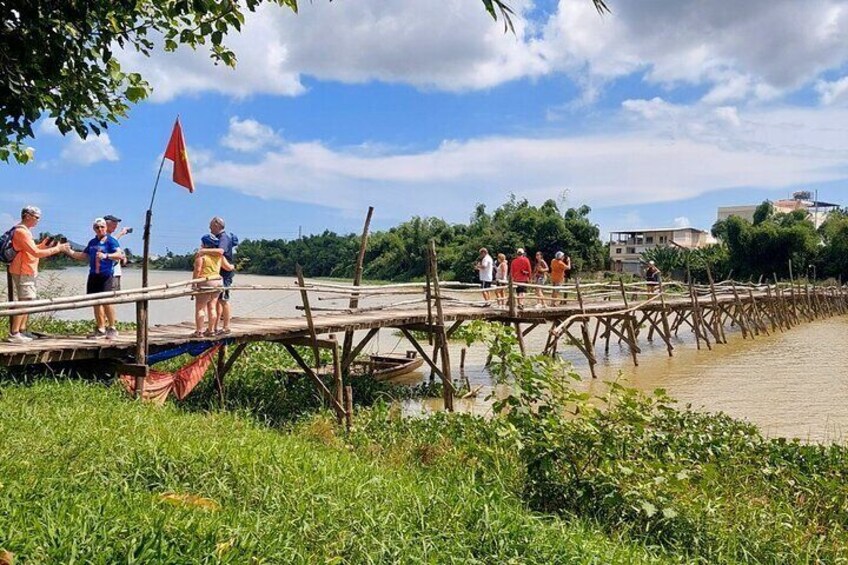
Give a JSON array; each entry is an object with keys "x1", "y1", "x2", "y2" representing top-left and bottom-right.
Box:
[
  {"x1": 428, "y1": 240, "x2": 453, "y2": 412},
  {"x1": 687, "y1": 281, "x2": 708, "y2": 350},
  {"x1": 0, "y1": 276, "x2": 214, "y2": 314},
  {"x1": 730, "y1": 282, "x2": 751, "y2": 339},
  {"x1": 295, "y1": 264, "x2": 321, "y2": 370},
  {"x1": 214, "y1": 344, "x2": 227, "y2": 408},
  {"x1": 344, "y1": 385, "x2": 353, "y2": 430},
  {"x1": 617, "y1": 279, "x2": 640, "y2": 366},
  {"x1": 331, "y1": 335, "x2": 344, "y2": 425},
  {"x1": 342, "y1": 206, "x2": 374, "y2": 368},
  {"x1": 575, "y1": 279, "x2": 597, "y2": 377},
  {"x1": 705, "y1": 265, "x2": 726, "y2": 344}
]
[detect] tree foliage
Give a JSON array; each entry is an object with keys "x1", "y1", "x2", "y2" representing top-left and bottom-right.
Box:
[
  {"x1": 1, "y1": 0, "x2": 610, "y2": 163},
  {"x1": 711, "y1": 202, "x2": 820, "y2": 280},
  {"x1": 155, "y1": 197, "x2": 607, "y2": 281},
  {"x1": 816, "y1": 208, "x2": 848, "y2": 282}
]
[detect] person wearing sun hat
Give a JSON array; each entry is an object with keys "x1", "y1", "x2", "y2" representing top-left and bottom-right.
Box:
[{"x1": 66, "y1": 218, "x2": 123, "y2": 339}]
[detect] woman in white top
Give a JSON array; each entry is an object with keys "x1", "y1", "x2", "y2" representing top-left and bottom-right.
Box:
[{"x1": 495, "y1": 253, "x2": 508, "y2": 306}]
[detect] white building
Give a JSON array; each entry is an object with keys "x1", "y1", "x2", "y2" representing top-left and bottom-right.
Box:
[{"x1": 608, "y1": 227, "x2": 712, "y2": 274}]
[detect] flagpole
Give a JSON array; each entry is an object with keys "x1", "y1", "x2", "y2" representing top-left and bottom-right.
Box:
[
  {"x1": 143, "y1": 152, "x2": 168, "y2": 288},
  {"x1": 135, "y1": 120, "x2": 175, "y2": 398}
]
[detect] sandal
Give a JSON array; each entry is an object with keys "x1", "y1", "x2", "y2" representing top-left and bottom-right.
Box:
[
  {"x1": 203, "y1": 330, "x2": 216, "y2": 337},
  {"x1": 216, "y1": 328, "x2": 231, "y2": 336},
  {"x1": 191, "y1": 330, "x2": 205, "y2": 338}
]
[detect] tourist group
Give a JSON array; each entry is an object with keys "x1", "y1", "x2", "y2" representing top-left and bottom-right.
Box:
[
  {"x1": 2, "y1": 207, "x2": 238, "y2": 343},
  {"x1": 474, "y1": 247, "x2": 572, "y2": 308}
]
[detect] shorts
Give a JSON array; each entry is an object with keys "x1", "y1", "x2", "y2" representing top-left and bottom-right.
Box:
[
  {"x1": 220, "y1": 271, "x2": 234, "y2": 302},
  {"x1": 516, "y1": 284, "x2": 527, "y2": 295},
  {"x1": 86, "y1": 273, "x2": 115, "y2": 294},
  {"x1": 551, "y1": 280, "x2": 564, "y2": 287},
  {"x1": 112, "y1": 276, "x2": 121, "y2": 291},
  {"x1": 11, "y1": 274, "x2": 37, "y2": 301},
  {"x1": 480, "y1": 281, "x2": 492, "y2": 289},
  {"x1": 535, "y1": 276, "x2": 546, "y2": 285},
  {"x1": 197, "y1": 280, "x2": 222, "y2": 308}
]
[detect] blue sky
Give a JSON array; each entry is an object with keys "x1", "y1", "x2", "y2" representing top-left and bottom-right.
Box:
[{"x1": 2, "y1": 0, "x2": 848, "y2": 254}]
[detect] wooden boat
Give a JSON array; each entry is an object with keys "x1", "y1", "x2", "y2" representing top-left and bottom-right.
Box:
[
  {"x1": 285, "y1": 351, "x2": 424, "y2": 381},
  {"x1": 350, "y1": 351, "x2": 424, "y2": 381}
]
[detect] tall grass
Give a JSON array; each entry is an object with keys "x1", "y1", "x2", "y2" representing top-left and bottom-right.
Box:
[{"x1": 0, "y1": 382, "x2": 665, "y2": 563}]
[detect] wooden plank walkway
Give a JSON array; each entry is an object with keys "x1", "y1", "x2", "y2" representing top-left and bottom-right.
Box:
[{"x1": 0, "y1": 291, "x2": 808, "y2": 367}]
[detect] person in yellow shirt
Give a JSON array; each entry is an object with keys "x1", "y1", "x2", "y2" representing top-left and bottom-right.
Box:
[
  {"x1": 192, "y1": 234, "x2": 234, "y2": 337},
  {"x1": 5, "y1": 206, "x2": 69, "y2": 343}
]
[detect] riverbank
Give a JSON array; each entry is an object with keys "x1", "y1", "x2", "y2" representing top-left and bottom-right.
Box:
[
  {"x1": 2, "y1": 359, "x2": 848, "y2": 562},
  {"x1": 0, "y1": 381, "x2": 663, "y2": 563}
]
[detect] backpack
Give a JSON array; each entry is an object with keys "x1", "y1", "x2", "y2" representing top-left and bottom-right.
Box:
[{"x1": 0, "y1": 225, "x2": 19, "y2": 264}]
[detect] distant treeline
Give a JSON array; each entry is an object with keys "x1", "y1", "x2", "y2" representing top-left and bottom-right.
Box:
[{"x1": 154, "y1": 197, "x2": 607, "y2": 282}]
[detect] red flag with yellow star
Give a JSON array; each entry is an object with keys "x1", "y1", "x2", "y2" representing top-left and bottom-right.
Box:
[{"x1": 163, "y1": 118, "x2": 195, "y2": 193}]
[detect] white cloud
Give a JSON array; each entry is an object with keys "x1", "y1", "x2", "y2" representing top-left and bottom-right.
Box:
[
  {"x1": 121, "y1": 0, "x2": 546, "y2": 101},
  {"x1": 541, "y1": 0, "x2": 848, "y2": 102},
  {"x1": 195, "y1": 102, "x2": 848, "y2": 221},
  {"x1": 60, "y1": 134, "x2": 119, "y2": 166},
  {"x1": 221, "y1": 117, "x2": 283, "y2": 152},
  {"x1": 116, "y1": 0, "x2": 848, "y2": 107},
  {"x1": 817, "y1": 76, "x2": 848, "y2": 105},
  {"x1": 673, "y1": 216, "x2": 691, "y2": 228},
  {"x1": 37, "y1": 119, "x2": 61, "y2": 137}
]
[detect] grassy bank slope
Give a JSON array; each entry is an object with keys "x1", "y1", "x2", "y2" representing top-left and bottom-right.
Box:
[{"x1": 0, "y1": 382, "x2": 664, "y2": 564}]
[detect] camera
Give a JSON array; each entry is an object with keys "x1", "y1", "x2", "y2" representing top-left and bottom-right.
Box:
[{"x1": 125, "y1": 227, "x2": 134, "y2": 234}]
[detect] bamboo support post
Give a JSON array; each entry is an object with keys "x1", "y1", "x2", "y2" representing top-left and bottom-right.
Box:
[
  {"x1": 425, "y1": 257, "x2": 434, "y2": 346},
  {"x1": 508, "y1": 276, "x2": 516, "y2": 318},
  {"x1": 295, "y1": 264, "x2": 321, "y2": 369},
  {"x1": 134, "y1": 301, "x2": 148, "y2": 398},
  {"x1": 514, "y1": 322, "x2": 527, "y2": 356},
  {"x1": 730, "y1": 283, "x2": 751, "y2": 339},
  {"x1": 747, "y1": 288, "x2": 769, "y2": 336},
  {"x1": 344, "y1": 385, "x2": 353, "y2": 430},
  {"x1": 283, "y1": 344, "x2": 346, "y2": 420},
  {"x1": 575, "y1": 279, "x2": 597, "y2": 377},
  {"x1": 428, "y1": 240, "x2": 454, "y2": 412},
  {"x1": 215, "y1": 344, "x2": 227, "y2": 408},
  {"x1": 657, "y1": 279, "x2": 674, "y2": 357},
  {"x1": 330, "y1": 335, "x2": 344, "y2": 424},
  {"x1": 687, "y1": 281, "x2": 708, "y2": 350},
  {"x1": 342, "y1": 206, "x2": 374, "y2": 370},
  {"x1": 705, "y1": 265, "x2": 726, "y2": 344},
  {"x1": 617, "y1": 279, "x2": 640, "y2": 366}
]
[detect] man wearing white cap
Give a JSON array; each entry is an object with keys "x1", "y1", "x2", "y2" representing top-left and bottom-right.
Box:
[
  {"x1": 509, "y1": 248, "x2": 532, "y2": 308},
  {"x1": 66, "y1": 218, "x2": 123, "y2": 338},
  {"x1": 103, "y1": 214, "x2": 132, "y2": 330}
]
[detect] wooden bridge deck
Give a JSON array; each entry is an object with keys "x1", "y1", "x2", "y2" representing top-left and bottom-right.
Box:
[{"x1": 0, "y1": 292, "x2": 776, "y2": 367}]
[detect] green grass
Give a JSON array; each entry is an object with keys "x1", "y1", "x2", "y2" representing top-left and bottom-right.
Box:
[{"x1": 0, "y1": 381, "x2": 667, "y2": 563}]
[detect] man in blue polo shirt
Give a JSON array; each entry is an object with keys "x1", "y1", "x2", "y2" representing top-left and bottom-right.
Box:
[
  {"x1": 209, "y1": 216, "x2": 237, "y2": 334},
  {"x1": 66, "y1": 217, "x2": 123, "y2": 339}
]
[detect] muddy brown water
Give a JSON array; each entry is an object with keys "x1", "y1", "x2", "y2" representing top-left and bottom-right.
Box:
[{"x1": 46, "y1": 268, "x2": 848, "y2": 443}]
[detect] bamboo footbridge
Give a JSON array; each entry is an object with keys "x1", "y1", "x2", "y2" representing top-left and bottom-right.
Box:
[{"x1": 3, "y1": 240, "x2": 847, "y2": 422}]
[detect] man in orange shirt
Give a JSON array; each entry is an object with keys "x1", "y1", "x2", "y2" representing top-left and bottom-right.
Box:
[
  {"x1": 550, "y1": 251, "x2": 568, "y2": 305},
  {"x1": 6, "y1": 206, "x2": 69, "y2": 343}
]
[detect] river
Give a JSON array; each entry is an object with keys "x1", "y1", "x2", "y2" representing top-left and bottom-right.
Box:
[{"x1": 39, "y1": 267, "x2": 848, "y2": 443}]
